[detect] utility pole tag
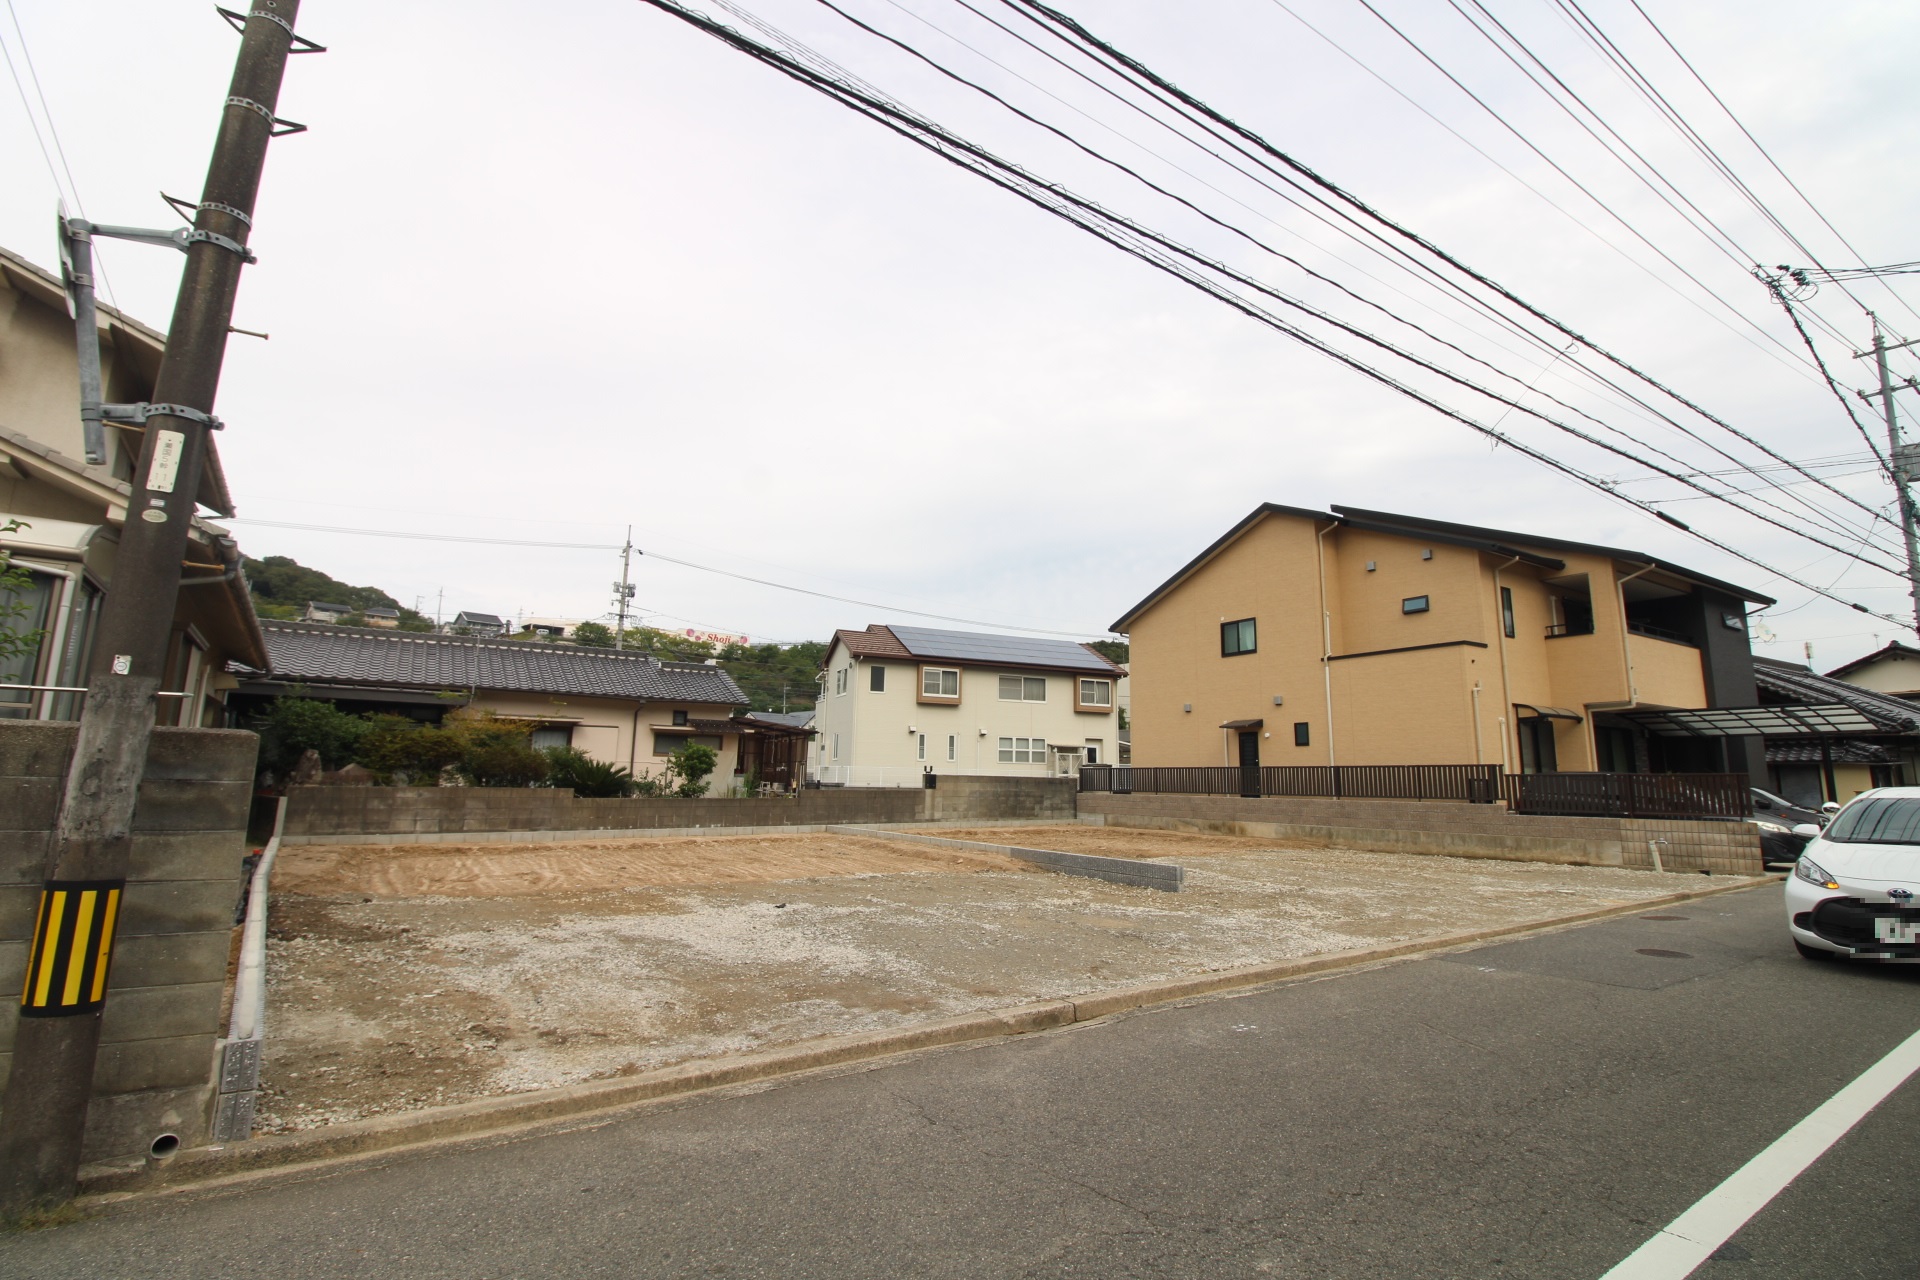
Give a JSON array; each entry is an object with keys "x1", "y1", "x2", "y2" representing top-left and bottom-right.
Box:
[{"x1": 146, "y1": 429, "x2": 186, "y2": 494}]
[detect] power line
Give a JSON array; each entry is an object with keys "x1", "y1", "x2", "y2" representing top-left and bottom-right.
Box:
[
  {"x1": 225, "y1": 517, "x2": 1116, "y2": 637},
  {"x1": 627, "y1": 0, "x2": 1911, "y2": 629},
  {"x1": 805, "y1": 0, "x2": 1895, "y2": 562}
]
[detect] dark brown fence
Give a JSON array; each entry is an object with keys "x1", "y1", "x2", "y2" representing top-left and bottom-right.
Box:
[
  {"x1": 1080, "y1": 764, "x2": 1502, "y2": 803},
  {"x1": 1080, "y1": 765, "x2": 1751, "y2": 818},
  {"x1": 1500, "y1": 771, "x2": 1749, "y2": 819}
]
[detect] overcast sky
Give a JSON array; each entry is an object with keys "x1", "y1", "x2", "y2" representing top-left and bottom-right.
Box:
[{"x1": 3, "y1": 0, "x2": 1916, "y2": 668}]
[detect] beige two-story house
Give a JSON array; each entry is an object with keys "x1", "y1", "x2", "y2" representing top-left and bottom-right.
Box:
[
  {"x1": 1113, "y1": 504, "x2": 1773, "y2": 782},
  {"x1": 813, "y1": 624, "x2": 1127, "y2": 785}
]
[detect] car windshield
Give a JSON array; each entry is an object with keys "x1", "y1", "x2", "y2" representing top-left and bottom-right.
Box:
[{"x1": 1821, "y1": 796, "x2": 1920, "y2": 844}]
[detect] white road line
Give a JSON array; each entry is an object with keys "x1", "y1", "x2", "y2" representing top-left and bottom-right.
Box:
[{"x1": 1599, "y1": 1025, "x2": 1920, "y2": 1279}]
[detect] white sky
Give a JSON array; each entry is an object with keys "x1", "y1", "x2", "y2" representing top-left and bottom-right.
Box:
[{"x1": 2, "y1": 0, "x2": 1916, "y2": 670}]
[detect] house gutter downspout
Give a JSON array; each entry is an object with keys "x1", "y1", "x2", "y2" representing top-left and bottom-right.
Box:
[
  {"x1": 214, "y1": 794, "x2": 287, "y2": 1141},
  {"x1": 1315, "y1": 521, "x2": 1338, "y2": 766},
  {"x1": 1493, "y1": 555, "x2": 1522, "y2": 772}
]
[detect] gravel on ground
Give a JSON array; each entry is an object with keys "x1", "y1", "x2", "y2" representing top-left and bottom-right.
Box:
[{"x1": 259, "y1": 825, "x2": 1727, "y2": 1133}]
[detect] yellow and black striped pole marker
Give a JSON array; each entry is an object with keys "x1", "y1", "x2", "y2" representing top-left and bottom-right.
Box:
[{"x1": 18, "y1": 880, "x2": 123, "y2": 1019}]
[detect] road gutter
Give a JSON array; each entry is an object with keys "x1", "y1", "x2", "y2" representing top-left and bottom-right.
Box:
[{"x1": 77, "y1": 874, "x2": 1780, "y2": 1206}]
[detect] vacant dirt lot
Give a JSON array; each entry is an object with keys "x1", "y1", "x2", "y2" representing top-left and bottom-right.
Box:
[{"x1": 260, "y1": 825, "x2": 1722, "y2": 1132}]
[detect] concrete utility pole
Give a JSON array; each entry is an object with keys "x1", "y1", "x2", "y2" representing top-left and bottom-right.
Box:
[
  {"x1": 0, "y1": 0, "x2": 313, "y2": 1216},
  {"x1": 1857, "y1": 313, "x2": 1920, "y2": 635},
  {"x1": 613, "y1": 527, "x2": 635, "y2": 650}
]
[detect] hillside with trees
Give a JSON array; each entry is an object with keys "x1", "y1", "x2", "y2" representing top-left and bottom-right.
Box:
[{"x1": 244, "y1": 555, "x2": 434, "y2": 630}]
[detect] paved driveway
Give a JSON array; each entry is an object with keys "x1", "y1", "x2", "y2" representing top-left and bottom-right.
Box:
[{"x1": 6, "y1": 882, "x2": 1916, "y2": 1279}]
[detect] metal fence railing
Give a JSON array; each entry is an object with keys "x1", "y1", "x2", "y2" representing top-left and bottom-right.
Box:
[
  {"x1": 1080, "y1": 765, "x2": 1750, "y2": 819},
  {"x1": 1079, "y1": 764, "x2": 1502, "y2": 803},
  {"x1": 1499, "y1": 771, "x2": 1749, "y2": 819}
]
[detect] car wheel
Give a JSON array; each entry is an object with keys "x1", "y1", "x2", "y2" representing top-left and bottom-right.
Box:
[{"x1": 1794, "y1": 940, "x2": 1836, "y2": 962}]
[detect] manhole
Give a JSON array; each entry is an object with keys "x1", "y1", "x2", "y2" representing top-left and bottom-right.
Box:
[
  {"x1": 1635, "y1": 948, "x2": 1693, "y2": 959},
  {"x1": 1640, "y1": 914, "x2": 1688, "y2": 921}
]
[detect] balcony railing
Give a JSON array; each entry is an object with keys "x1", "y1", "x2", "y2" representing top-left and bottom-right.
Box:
[{"x1": 1080, "y1": 765, "x2": 1750, "y2": 819}]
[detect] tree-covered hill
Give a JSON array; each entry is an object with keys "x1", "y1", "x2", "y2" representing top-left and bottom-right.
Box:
[{"x1": 244, "y1": 555, "x2": 434, "y2": 630}]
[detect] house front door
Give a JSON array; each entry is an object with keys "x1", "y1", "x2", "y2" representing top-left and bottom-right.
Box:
[{"x1": 1237, "y1": 730, "x2": 1261, "y2": 798}]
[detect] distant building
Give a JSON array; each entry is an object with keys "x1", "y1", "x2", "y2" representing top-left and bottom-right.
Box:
[
  {"x1": 519, "y1": 616, "x2": 582, "y2": 639},
  {"x1": 812, "y1": 624, "x2": 1125, "y2": 786},
  {"x1": 235, "y1": 621, "x2": 751, "y2": 777},
  {"x1": 1826, "y1": 641, "x2": 1920, "y2": 701},
  {"x1": 362, "y1": 607, "x2": 401, "y2": 629},
  {"x1": 447, "y1": 610, "x2": 506, "y2": 637},
  {"x1": 303, "y1": 601, "x2": 352, "y2": 624}
]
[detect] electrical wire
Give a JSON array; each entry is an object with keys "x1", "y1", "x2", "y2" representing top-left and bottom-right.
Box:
[
  {"x1": 225, "y1": 517, "x2": 1116, "y2": 637},
  {"x1": 812, "y1": 0, "x2": 1895, "y2": 561},
  {"x1": 627, "y1": 0, "x2": 1912, "y2": 628}
]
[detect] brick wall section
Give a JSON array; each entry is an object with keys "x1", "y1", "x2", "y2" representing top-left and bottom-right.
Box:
[
  {"x1": 282, "y1": 785, "x2": 927, "y2": 840},
  {"x1": 925, "y1": 776, "x2": 1077, "y2": 823},
  {"x1": 1079, "y1": 794, "x2": 1763, "y2": 875},
  {"x1": 0, "y1": 722, "x2": 259, "y2": 1164},
  {"x1": 280, "y1": 776, "x2": 1078, "y2": 841}
]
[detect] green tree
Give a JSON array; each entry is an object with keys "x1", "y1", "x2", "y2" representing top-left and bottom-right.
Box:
[
  {"x1": 354, "y1": 715, "x2": 462, "y2": 784},
  {"x1": 443, "y1": 714, "x2": 550, "y2": 787},
  {"x1": 1087, "y1": 639, "x2": 1129, "y2": 664},
  {"x1": 571, "y1": 621, "x2": 614, "y2": 648},
  {"x1": 254, "y1": 697, "x2": 369, "y2": 776},
  {"x1": 244, "y1": 553, "x2": 435, "y2": 630},
  {"x1": 543, "y1": 746, "x2": 635, "y2": 797},
  {"x1": 712, "y1": 639, "x2": 828, "y2": 712},
  {"x1": 666, "y1": 741, "x2": 717, "y2": 798}
]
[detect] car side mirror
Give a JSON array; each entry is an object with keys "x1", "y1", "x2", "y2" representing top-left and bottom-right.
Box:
[{"x1": 1791, "y1": 824, "x2": 1821, "y2": 838}]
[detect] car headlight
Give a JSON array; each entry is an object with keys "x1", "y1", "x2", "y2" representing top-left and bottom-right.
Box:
[
  {"x1": 1754, "y1": 821, "x2": 1790, "y2": 834},
  {"x1": 1794, "y1": 856, "x2": 1839, "y2": 890}
]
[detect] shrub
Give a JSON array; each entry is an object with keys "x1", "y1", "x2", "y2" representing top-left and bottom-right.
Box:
[
  {"x1": 543, "y1": 747, "x2": 635, "y2": 798},
  {"x1": 443, "y1": 713, "x2": 550, "y2": 787},
  {"x1": 667, "y1": 742, "x2": 717, "y2": 798},
  {"x1": 355, "y1": 715, "x2": 462, "y2": 785},
  {"x1": 256, "y1": 697, "x2": 367, "y2": 776}
]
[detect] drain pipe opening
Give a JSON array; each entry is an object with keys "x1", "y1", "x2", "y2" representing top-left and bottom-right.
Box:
[{"x1": 148, "y1": 1133, "x2": 181, "y2": 1164}]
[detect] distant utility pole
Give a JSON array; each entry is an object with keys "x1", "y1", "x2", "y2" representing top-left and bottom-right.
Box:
[
  {"x1": 613, "y1": 527, "x2": 636, "y2": 650},
  {"x1": 1857, "y1": 312, "x2": 1920, "y2": 635},
  {"x1": 0, "y1": 1, "x2": 316, "y2": 1216}
]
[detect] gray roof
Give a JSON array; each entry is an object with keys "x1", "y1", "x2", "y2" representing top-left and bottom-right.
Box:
[
  {"x1": 251, "y1": 621, "x2": 748, "y2": 705},
  {"x1": 745, "y1": 710, "x2": 815, "y2": 730},
  {"x1": 1754, "y1": 657, "x2": 1920, "y2": 734},
  {"x1": 452, "y1": 610, "x2": 505, "y2": 626},
  {"x1": 882, "y1": 625, "x2": 1124, "y2": 675}
]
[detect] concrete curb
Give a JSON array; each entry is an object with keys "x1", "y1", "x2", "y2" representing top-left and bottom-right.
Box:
[
  {"x1": 280, "y1": 817, "x2": 1084, "y2": 847},
  {"x1": 77, "y1": 873, "x2": 1778, "y2": 1204},
  {"x1": 831, "y1": 825, "x2": 1186, "y2": 891}
]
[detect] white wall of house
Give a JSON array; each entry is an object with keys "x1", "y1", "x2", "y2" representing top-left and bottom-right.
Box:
[{"x1": 810, "y1": 647, "x2": 1119, "y2": 787}]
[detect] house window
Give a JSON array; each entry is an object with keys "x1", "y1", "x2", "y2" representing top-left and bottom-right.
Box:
[
  {"x1": 997, "y1": 736, "x2": 1048, "y2": 763},
  {"x1": 917, "y1": 733, "x2": 926, "y2": 761},
  {"x1": 1221, "y1": 618, "x2": 1256, "y2": 656},
  {"x1": 531, "y1": 725, "x2": 572, "y2": 751},
  {"x1": 0, "y1": 569, "x2": 55, "y2": 720},
  {"x1": 1501, "y1": 587, "x2": 1515, "y2": 639},
  {"x1": 1402, "y1": 596, "x2": 1430, "y2": 614},
  {"x1": 654, "y1": 733, "x2": 721, "y2": 756},
  {"x1": 1084, "y1": 742, "x2": 1100, "y2": 766},
  {"x1": 1294, "y1": 722, "x2": 1310, "y2": 747},
  {"x1": 998, "y1": 675, "x2": 1047, "y2": 702},
  {"x1": 870, "y1": 665, "x2": 886, "y2": 692},
  {"x1": 922, "y1": 667, "x2": 959, "y2": 697},
  {"x1": 946, "y1": 734, "x2": 957, "y2": 762},
  {"x1": 672, "y1": 709, "x2": 689, "y2": 726},
  {"x1": 834, "y1": 668, "x2": 848, "y2": 696},
  {"x1": 832, "y1": 733, "x2": 841, "y2": 760},
  {"x1": 1516, "y1": 719, "x2": 1557, "y2": 774},
  {"x1": 1076, "y1": 678, "x2": 1112, "y2": 711}
]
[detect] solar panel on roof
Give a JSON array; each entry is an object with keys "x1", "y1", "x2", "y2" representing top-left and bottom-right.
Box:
[{"x1": 885, "y1": 625, "x2": 1109, "y2": 670}]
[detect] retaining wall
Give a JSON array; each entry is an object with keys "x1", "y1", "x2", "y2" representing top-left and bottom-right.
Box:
[
  {"x1": 0, "y1": 722, "x2": 258, "y2": 1165},
  {"x1": 281, "y1": 775, "x2": 1077, "y2": 843},
  {"x1": 1079, "y1": 793, "x2": 1763, "y2": 875}
]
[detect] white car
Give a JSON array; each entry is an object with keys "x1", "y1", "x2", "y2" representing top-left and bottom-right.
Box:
[{"x1": 1786, "y1": 788, "x2": 1920, "y2": 963}]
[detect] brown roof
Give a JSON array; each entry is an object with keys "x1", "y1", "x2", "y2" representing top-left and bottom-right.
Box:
[{"x1": 831, "y1": 625, "x2": 915, "y2": 661}]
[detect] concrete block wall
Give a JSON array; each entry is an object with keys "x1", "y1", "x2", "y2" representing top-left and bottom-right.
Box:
[
  {"x1": 1079, "y1": 794, "x2": 1762, "y2": 875},
  {"x1": 0, "y1": 722, "x2": 258, "y2": 1165},
  {"x1": 924, "y1": 776, "x2": 1077, "y2": 824}
]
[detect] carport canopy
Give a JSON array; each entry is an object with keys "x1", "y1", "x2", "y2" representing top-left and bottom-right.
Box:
[{"x1": 1616, "y1": 703, "x2": 1883, "y2": 738}]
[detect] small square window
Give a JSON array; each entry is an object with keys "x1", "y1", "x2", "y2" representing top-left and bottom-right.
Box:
[
  {"x1": 1402, "y1": 596, "x2": 1430, "y2": 615},
  {"x1": 1221, "y1": 618, "x2": 1257, "y2": 656},
  {"x1": 672, "y1": 709, "x2": 688, "y2": 727},
  {"x1": 921, "y1": 667, "x2": 960, "y2": 698}
]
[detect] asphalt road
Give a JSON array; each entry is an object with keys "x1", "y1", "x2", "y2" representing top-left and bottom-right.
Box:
[{"x1": 5, "y1": 881, "x2": 1917, "y2": 1279}]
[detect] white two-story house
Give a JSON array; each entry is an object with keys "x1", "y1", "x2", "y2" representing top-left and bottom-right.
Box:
[{"x1": 812, "y1": 624, "x2": 1127, "y2": 786}]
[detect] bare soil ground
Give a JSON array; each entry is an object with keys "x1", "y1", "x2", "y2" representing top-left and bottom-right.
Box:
[{"x1": 260, "y1": 826, "x2": 1721, "y2": 1133}]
